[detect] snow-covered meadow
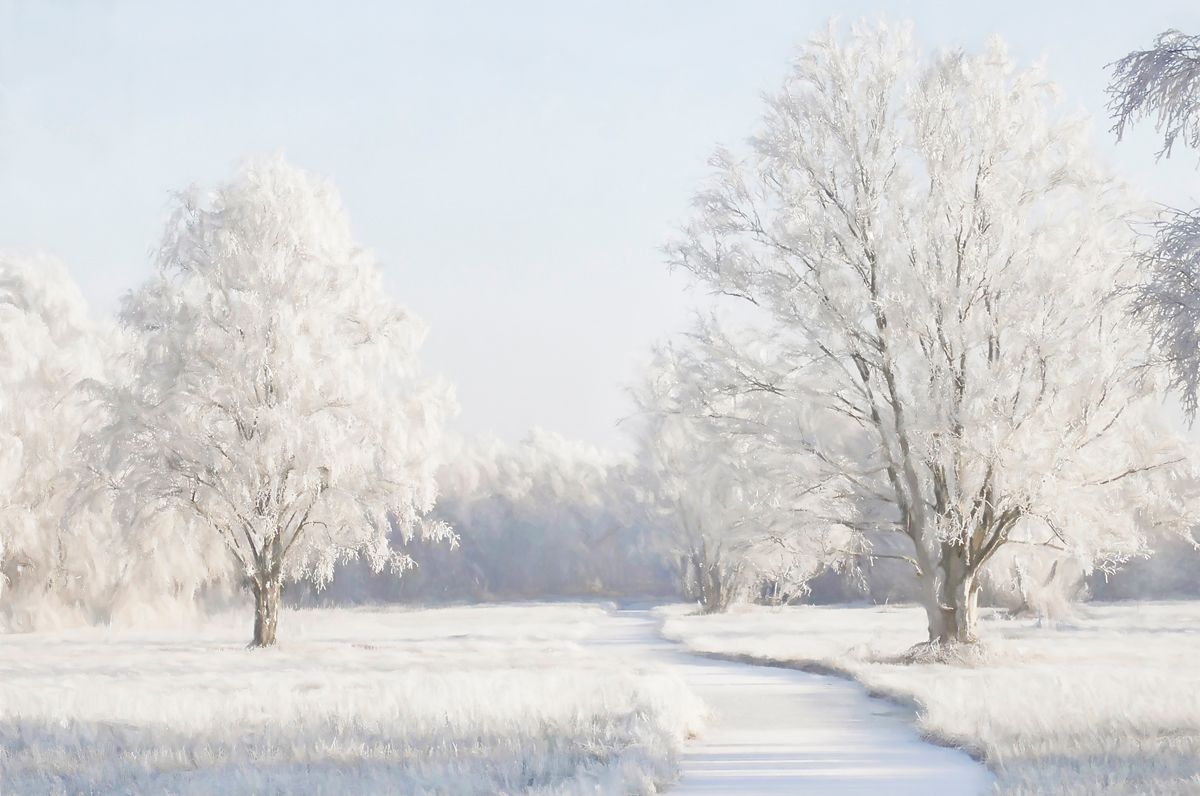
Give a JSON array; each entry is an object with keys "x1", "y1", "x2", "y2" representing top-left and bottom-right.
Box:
[
  {"x1": 0, "y1": 603, "x2": 703, "y2": 795},
  {"x1": 663, "y1": 601, "x2": 1200, "y2": 794},
  {"x1": 6, "y1": 7, "x2": 1200, "y2": 794}
]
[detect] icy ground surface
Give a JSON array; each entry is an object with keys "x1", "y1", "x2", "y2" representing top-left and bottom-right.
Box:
[{"x1": 590, "y1": 607, "x2": 993, "y2": 795}]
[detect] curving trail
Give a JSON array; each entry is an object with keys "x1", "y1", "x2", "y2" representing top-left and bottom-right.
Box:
[{"x1": 586, "y1": 608, "x2": 993, "y2": 795}]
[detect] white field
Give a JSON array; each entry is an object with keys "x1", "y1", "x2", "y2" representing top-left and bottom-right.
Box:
[
  {"x1": 0, "y1": 603, "x2": 704, "y2": 795},
  {"x1": 661, "y1": 601, "x2": 1200, "y2": 795}
]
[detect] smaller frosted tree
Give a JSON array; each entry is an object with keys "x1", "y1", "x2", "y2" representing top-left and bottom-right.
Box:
[
  {"x1": 1109, "y1": 31, "x2": 1200, "y2": 414},
  {"x1": 97, "y1": 157, "x2": 454, "y2": 646},
  {"x1": 631, "y1": 327, "x2": 854, "y2": 613}
]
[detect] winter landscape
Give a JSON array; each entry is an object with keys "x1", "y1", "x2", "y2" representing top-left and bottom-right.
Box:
[{"x1": 3, "y1": 2, "x2": 1200, "y2": 794}]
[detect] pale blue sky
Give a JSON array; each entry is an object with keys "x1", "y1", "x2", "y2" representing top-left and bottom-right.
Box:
[{"x1": 2, "y1": 1, "x2": 1198, "y2": 447}]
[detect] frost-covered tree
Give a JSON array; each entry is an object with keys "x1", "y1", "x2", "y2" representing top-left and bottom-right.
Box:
[
  {"x1": 980, "y1": 547, "x2": 1089, "y2": 622},
  {"x1": 1109, "y1": 31, "x2": 1200, "y2": 414},
  {"x1": 96, "y1": 157, "x2": 454, "y2": 646},
  {"x1": 0, "y1": 254, "x2": 118, "y2": 629},
  {"x1": 666, "y1": 22, "x2": 1190, "y2": 644},
  {"x1": 631, "y1": 332, "x2": 854, "y2": 612},
  {"x1": 1110, "y1": 30, "x2": 1200, "y2": 160}
]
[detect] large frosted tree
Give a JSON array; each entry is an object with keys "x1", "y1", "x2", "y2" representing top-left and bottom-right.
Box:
[
  {"x1": 1109, "y1": 30, "x2": 1200, "y2": 413},
  {"x1": 665, "y1": 22, "x2": 1189, "y2": 644},
  {"x1": 98, "y1": 157, "x2": 454, "y2": 646}
]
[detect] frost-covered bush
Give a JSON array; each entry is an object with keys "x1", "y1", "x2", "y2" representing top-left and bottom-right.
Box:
[{"x1": 980, "y1": 549, "x2": 1089, "y2": 621}]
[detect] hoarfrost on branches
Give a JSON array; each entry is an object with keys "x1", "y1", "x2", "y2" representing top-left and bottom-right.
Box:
[
  {"x1": 631, "y1": 326, "x2": 857, "y2": 612},
  {"x1": 664, "y1": 21, "x2": 1192, "y2": 643},
  {"x1": 1109, "y1": 30, "x2": 1200, "y2": 417},
  {"x1": 92, "y1": 156, "x2": 456, "y2": 645},
  {"x1": 1109, "y1": 30, "x2": 1200, "y2": 159}
]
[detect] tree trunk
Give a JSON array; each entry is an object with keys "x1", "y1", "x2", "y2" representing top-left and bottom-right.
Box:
[
  {"x1": 949, "y1": 572, "x2": 979, "y2": 643},
  {"x1": 920, "y1": 554, "x2": 979, "y2": 645},
  {"x1": 701, "y1": 559, "x2": 726, "y2": 614},
  {"x1": 252, "y1": 576, "x2": 281, "y2": 647},
  {"x1": 682, "y1": 542, "x2": 738, "y2": 614},
  {"x1": 920, "y1": 569, "x2": 952, "y2": 642}
]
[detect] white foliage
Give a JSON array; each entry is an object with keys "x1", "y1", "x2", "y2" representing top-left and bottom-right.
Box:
[
  {"x1": 91, "y1": 156, "x2": 455, "y2": 639},
  {"x1": 631, "y1": 331, "x2": 857, "y2": 611},
  {"x1": 1109, "y1": 29, "x2": 1200, "y2": 159},
  {"x1": 0, "y1": 254, "x2": 120, "y2": 629},
  {"x1": 1109, "y1": 30, "x2": 1200, "y2": 417},
  {"x1": 665, "y1": 21, "x2": 1192, "y2": 640}
]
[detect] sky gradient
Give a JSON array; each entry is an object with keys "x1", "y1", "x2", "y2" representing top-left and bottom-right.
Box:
[{"x1": 2, "y1": 1, "x2": 1198, "y2": 447}]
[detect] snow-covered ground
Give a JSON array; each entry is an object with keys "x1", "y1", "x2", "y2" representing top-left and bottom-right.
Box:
[
  {"x1": 0, "y1": 603, "x2": 703, "y2": 795},
  {"x1": 662, "y1": 601, "x2": 1200, "y2": 795},
  {"x1": 0, "y1": 601, "x2": 1000, "y2": 795}
]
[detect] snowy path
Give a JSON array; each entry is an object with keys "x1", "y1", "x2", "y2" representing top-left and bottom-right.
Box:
[{"x1": 586, "y1": 608, "x2": 993, "y2": 795}]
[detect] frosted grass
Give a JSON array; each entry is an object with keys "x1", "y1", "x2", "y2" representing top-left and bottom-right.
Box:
[
  {"x1": 663, "y1": 601, "x2": 1200, "y2": 795},
  {"x1": 0, "y1": 603, "x2": 703, "y2": 794}
]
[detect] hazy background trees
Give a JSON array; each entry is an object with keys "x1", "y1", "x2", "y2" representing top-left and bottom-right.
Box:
[{"x1": 311, "y1": 430, "x2": 675, "y2": 604}]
